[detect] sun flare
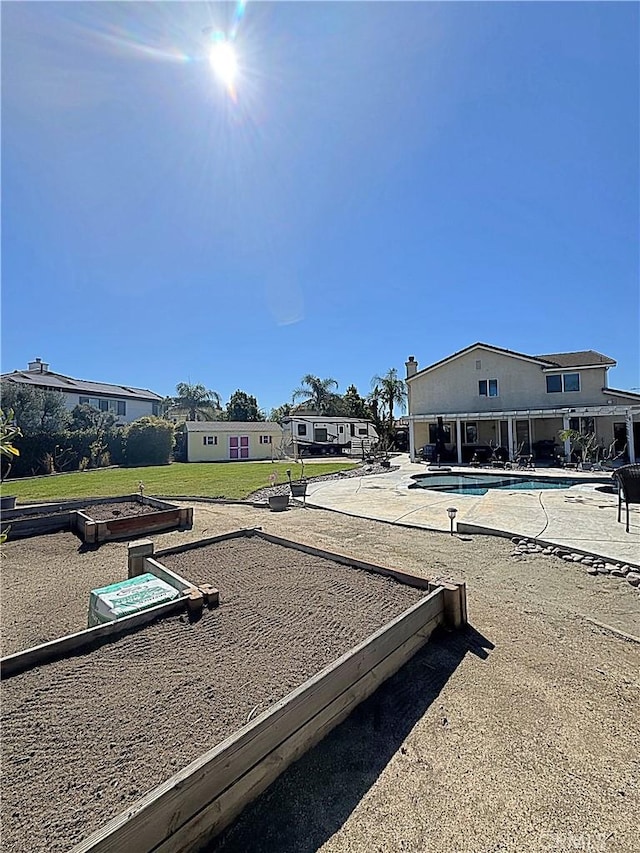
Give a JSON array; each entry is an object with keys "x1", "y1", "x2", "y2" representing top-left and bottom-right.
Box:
[{"x1": 209, "y1": 41, "x2": 238, "y2": 94}]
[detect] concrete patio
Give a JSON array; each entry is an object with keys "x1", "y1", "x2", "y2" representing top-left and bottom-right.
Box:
[{"x1": 304, "y1": 455, "x2": 640, "y2": 567}]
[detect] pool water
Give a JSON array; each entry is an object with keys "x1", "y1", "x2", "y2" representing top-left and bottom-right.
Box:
[{"x1": 409, "y1": 473, "x2": 591, "y2": 496}]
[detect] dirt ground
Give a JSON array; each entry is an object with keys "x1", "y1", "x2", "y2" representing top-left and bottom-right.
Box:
[
  {"x1": 1, "y1": 538, "x2": 423, "y2": 853},
  {"x1": 1, "y1": 502, "x2": 639, "y2": 853}
]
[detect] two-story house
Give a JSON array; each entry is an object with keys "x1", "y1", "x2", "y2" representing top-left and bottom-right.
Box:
[
  {"x1": 405, "y1": 343, "x2": 640, "y2": 464},
  {"x1": 1, "y1": 358, "x2": 164, "y2": 425}
]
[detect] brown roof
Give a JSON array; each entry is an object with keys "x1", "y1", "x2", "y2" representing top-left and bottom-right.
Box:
[
  {"x1": 408, "y1": 342, "x2": 617, "y2": 380},
  {"x1": 534, "y1": 350, "x2": 616, "y2": 368}
]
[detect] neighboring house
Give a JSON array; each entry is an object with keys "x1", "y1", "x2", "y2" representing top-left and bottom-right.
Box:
[
  {"x1": 184, "y1": 421, "x2": 285, "y2": 462},
  {"x1": 281, "y1": 415, "x2": 378, "y2": 457},
  {"x1": 404, "y1": 344, "x2": 640, "y2": 464},
  {"x1": 1, "y1": 358, "x2": 163, "y2": 425}
]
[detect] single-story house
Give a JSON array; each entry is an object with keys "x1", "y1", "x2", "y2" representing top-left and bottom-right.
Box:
[
  {"x1": 404, "y1": 343, "x2": 640, "y2": 464},
  {"x1": 1, "y1": 358, "x2": 163, "y2": 425},
  {"x1": 184, "y1": 421, "x2": 285, "y2": 462}
]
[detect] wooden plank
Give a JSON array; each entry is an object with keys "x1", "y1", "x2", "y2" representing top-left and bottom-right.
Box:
[
  {"x1": 1, "y1": 598, "x2": 187, "y2": 678},
  {"x1": 6, "y1": 514, "x2": 71, "y2": 539},
  {"x1": 154, "y1": 528, "x2": 260, "y2": 559},
  {"x1": 70, "y1": 588, "x2": 444, "y2": 853},
  {"x1": 254, "y1": 529, "x2": 432, "y2": 590},
  {"x1": 105, "y1": 509, "x2": 182, "y2": 536},
  {"x1": 155, "y1": 617, "x2": 441, "y2": 853},
  {"x1": 144, "y1": 557, "x2": 195, "y2": 594}
]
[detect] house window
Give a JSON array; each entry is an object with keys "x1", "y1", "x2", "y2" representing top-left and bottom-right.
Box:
[
  {"x1": 297, "y1": 424, "x2": 307, "y2": 436},
  {"x1": 563, "y1": 373, "x2": 580, "y2": 392},
  {"x1": 475, "y1": 360, "x2": 482, "y2": 370},
  {"x1": 117, "y1": 401, "x2": 126, "y2": 416},
  {"x1": 569, "y1": 417, "x2": 594, "y2": 434},
  {"x1": 152, "y1": 402, "x2": 160, "y2": 416},
  {"x1": 99, "y1": 400, "x2": 109, "y2": 412},
  {"x1": 260, "y1": 435, "x2": 272, "y2": 444},
  {"x1": 478, "y1": 379, "x2": 498, "y2": 397},
  {"x1": 546, "y1": 373, "x2": 580, "y2": 393},
  {"x1": 464, "y1": 422, "x2": 478, "y2": 444},
  {"x1": 429, "y1": 424, "x2": 452, "y2": 443},
  {"x1": 203, "y1": 436, "x2": 217, "y2": 446}
]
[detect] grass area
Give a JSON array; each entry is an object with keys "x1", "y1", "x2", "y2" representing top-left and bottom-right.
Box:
[{"x1": 1, "y1": 461, "x2": 359, "y2": 502}]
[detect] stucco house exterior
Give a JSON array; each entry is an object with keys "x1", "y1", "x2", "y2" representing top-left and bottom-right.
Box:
[
  {"x1": 184, "y1": 421, "x2": 285, "y2": 462},
  {"x1": 1, "y1": 358, "x2": 163, "y2": 425},
  {"x1": 404, "y1": 343, "x2": 640, "y2": 464}
]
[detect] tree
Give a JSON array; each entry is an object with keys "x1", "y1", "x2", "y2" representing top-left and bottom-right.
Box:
[
  {"x1": 171, "y1": 382, "x2": 221, "y2": 421},
  {"x1": 223, "y1": 390, "x2": 265, "y2": 422},
  {"x1": 69, "y1": 404, "x2": 116, "y2": 432},
  {"x1": 1, "y1": 382, "x2": 70, "y2": 433},
  {"x1": 270, "y1": 403, "x2": 292, "y2": 423},
  {"x1": 292, "y1": 375, "x2": 339, "y2": 414},
  {"x1": 1, "y1": 408, "x2": 22, "y2": 481},
  {"x1": 370, "y1": 368, "x2": 407, "y2": 448},
  {"x1": 125, "y1": 417, "x2": 175, "y2": 466},
  {"x1": 342, "y1": 384, "x2": 369, "y2": 419}
]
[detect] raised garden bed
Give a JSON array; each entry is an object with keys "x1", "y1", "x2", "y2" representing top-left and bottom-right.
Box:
[
  {"x1": 1, "y1": 530, "x2": 466, "y2": 853},
  {"x1": 2, "y1": 494, "x2": 192, "y2": 544}
]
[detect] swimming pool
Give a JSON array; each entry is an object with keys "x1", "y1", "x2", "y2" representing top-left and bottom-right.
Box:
[{"x1": 409, "y1": 473, "x2": 604, "y2": 496}]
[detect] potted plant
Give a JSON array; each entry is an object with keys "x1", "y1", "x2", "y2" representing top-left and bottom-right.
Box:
[
  {"x1": 267, "y1": 471, "x2": 289, "y2": 512},
  {"x1": 286, "y1": 463, "x2": 307, "y2": 498},
  {"x1": 1, "y1": 408, "x2": 22, "y2": 511}
]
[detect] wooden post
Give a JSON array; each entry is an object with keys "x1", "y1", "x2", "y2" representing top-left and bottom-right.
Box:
[
  {"x1": 128, "y1": 540, "x2": 155, "y2": 578},
  {"x1": 441, "y1": 581, "x2": 467, "y2": 630}
]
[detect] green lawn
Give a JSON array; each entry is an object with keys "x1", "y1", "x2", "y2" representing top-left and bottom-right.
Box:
[{"x1": 1, "y1": 461, "x2": 358, "y2": 502}]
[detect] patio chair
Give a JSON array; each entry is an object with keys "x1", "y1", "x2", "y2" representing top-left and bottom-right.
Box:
[{"x1": 614, "y1": 464, "x2": 640, "y2": 533}]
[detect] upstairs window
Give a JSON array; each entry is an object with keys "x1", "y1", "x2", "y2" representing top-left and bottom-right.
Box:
[
  {"x1": 546, "y1": 373, "x2": 580, "y2": 393},
  {"x1": 478, "y1": 379, "x2": 498, "y2": 397},
  {"x1": 563, "y1": 373, "x2": 580, "y2": 392}
]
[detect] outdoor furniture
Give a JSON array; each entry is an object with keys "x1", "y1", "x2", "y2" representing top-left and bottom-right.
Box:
[
  {"x1": 517, "y1": 455, "x2": 535, "y2": 470},
  {"x1": 614, "y1": 464, "x2": 640, "y2": 533}
]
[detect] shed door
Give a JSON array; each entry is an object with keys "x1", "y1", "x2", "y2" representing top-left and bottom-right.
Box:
[{"x1": 229, "y1": 436, "x2": 249, "y2": 459}]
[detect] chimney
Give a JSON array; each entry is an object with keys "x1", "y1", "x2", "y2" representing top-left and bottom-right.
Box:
[
  {"x1": 28, "y1": 357, "x2": 49, "y2": 374},
  {"x1": 405, "y1": 356, "x2": 418, "y2": 379}
]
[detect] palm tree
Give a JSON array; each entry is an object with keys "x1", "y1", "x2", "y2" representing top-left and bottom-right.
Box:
[
  {"x1": 370, "y1": 368, "x2": 407, "y2": 446},
  {"x1": 292, "y1": 374, "x2": 339, "y2": 414},
  {"x1": 171, "y1": 382, "x2": 221, "y2": 421}
]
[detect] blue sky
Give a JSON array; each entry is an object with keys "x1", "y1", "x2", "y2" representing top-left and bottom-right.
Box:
[{"x1": 2, "y1": 1, "x2": 638, "y2": 413}]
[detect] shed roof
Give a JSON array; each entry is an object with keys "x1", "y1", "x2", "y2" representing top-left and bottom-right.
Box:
[{"x1": 183, "y1": 421, "x2": 282, "y2": 432}]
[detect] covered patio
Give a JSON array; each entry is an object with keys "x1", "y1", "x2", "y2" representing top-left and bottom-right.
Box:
[{"x1": 407, "y1": 403, "x2": 640, "y2": 465}]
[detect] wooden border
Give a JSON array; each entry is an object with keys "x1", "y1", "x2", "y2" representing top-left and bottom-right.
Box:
[
  {"x1": 71, "y1": 589, "x2": 445, "y2": 853},
  {"x1": 3, "y1": 495, "x2": 192, "y2": 544},
  {"x1": 1, "y1": 597, "x2": 188, "y2": 678}
]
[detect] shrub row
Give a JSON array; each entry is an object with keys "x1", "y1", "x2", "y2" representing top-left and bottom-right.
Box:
[{"x1": 6, "y1": 417, "x2": 175, "y2": 478}]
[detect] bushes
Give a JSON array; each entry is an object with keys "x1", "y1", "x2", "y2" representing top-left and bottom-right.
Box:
[
  {"x1": 4, "y1": 417, "x2": 175, "y2": 477},
  {"x1": 125, "y1": 417, "x2": 175, "y2": 467}
]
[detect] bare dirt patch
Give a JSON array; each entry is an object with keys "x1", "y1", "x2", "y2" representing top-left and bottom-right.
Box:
[
  {"x1": 1, "y1": 537, "x2": 424, "y2": 853},
  {"x1": 2, "y1": 503, "x2": 638, "y2": 853},
  {"x1": 81, "y1": 501, "x2": 160, "y2": 520},
  {"x1": 0, "y1": 531, "x2": 128, "y2": 655}
]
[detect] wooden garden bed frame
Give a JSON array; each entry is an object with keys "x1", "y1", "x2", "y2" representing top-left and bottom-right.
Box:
[
  {"x1": 2, "y1": 494, "x2": 193, "y2": 543},
  {"x1": 61, "y1": 528, "x2": 467, "y2": 853}
]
